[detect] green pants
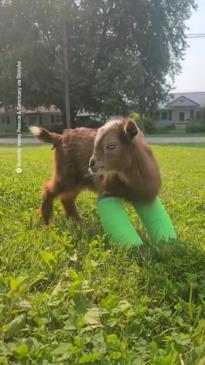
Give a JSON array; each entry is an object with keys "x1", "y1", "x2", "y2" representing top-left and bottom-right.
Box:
[{"x1": 97, "y1": 197, "x2": 176, "y2": 248}]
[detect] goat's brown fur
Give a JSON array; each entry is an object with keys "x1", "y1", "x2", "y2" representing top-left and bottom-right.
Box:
[{"x1": 30, "y1": 119, "x2": 161, "y2": 224}]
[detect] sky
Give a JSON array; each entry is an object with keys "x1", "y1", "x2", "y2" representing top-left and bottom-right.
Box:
[{"x1": 173, "y1": 0, "x2": 205, "y2": 92}]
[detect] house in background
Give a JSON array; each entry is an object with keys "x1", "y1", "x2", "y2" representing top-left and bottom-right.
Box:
[
  {"x1": 158, "y1": 92, "x2": 205, "y2": 130},
  {"x1": 0, "y1": 104, "x2": 62, "y2": 133}
]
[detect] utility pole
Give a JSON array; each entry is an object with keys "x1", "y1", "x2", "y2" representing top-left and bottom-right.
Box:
[{"x1": 62, "y1": 1, "x2": 72, "y2": 128}]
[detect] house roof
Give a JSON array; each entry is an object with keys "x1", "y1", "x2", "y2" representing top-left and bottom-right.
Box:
[{"x1": 160, "y1": 92, "x2": 205, "y2": 109}]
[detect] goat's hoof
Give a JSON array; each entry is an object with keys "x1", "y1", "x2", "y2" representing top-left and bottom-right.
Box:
[
  {"x1": 37, "y1": 208, "x2": 51, "y2": 225},
  {"x1": 66, "y1": 214, "x2": 81, "y2": 222}
]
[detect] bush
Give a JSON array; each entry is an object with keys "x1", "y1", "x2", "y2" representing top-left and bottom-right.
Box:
[
  {"x1": 73, "y1": 115, "x2": 105, "y2": 129},
  {"x1": 48, "y1": 124, "x2": 64, "y2": 133},
  {"x1": 156, "y1": 123, "x2": 176, "y2": 134},
  {"x1": 129, "y1": 113, "x2": 158, "y2": 133},
  {"x1": 129, "y1": 112, "x2": 141, "y2": 123},
  {"x1": 186, "y1": 120, "x2": 205, "y2": 133},
  {"x1": 140, "y1": 117, "x2": 157, "y2": 134}
]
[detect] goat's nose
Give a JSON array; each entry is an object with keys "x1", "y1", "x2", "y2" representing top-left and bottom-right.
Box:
[{"x1": 89, "y1": 157, "x2": 96, "y2": 168}]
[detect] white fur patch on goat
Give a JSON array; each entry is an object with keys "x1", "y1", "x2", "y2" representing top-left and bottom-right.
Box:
[
  {"x1": 94, "y1": 119, "x2": 122, "y2": 148},
  {"x1": 29, "y1": 126, "x2": 41, "y2": 136}
]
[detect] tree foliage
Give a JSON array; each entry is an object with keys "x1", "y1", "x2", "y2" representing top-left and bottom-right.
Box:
[{"x1": 0, "y1": 0, "x2": 196, "y2": 122}]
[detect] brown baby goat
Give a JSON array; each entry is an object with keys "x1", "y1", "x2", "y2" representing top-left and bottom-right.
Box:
[{"x1": 30, "y1": 119, "x2": 161, "y2": 224}]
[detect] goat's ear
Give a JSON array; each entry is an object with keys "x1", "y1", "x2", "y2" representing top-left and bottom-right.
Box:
[{"x1": 124, "y1": 120, "x2": 138, "y2": 141}]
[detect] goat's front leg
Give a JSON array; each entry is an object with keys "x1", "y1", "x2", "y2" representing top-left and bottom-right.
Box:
[
  {"x1": 39, "y1": 179, "x2": 65, "y2": 224},
  {"x1": 60, "y1": 191, "x2": 81, "y2": 221}
]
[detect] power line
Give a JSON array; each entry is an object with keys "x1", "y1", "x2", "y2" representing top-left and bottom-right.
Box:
[
  {"x1": 186, "y1": 33, "x2": 205, "y2": 38},
  {"x1": 187, "y1": 33, "x2": 205, "y2": 35}
]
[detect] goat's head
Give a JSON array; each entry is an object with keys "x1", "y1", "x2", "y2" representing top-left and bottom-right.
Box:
[{"x1": 89, "y1": 118, "x2": 143, "y2": 175}]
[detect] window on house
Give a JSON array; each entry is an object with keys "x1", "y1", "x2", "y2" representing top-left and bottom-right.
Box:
[
  {"x1": 190, "y1": 110, "x2": 194, "y2": 119},
  {"x1": 161, "y1": 111, "x2": 167, "y2": 120},
  {"x1": 29, "y1": 114, "x2": 37, "y2": 125},
  {"x1": 179, "y1": 112, "x2": 185, "y2": 122},
  {"x1": 168, "y1": 111, "x2": 172, "y2": 121},
  {"x1": 196, "y1": 111, "x2": 201, "y2": 120},
  {"x1": 55, "y1": 114, "x2": 61, "y2": 123},
  {"x1": 6, "y1": 116, "x2": 10, "y2": 124},
  {"x1": 39, "y1": 114, "x2": 42, "y2": 126}
]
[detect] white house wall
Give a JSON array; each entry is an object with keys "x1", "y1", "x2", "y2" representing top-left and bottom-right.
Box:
[
  {"x1": 158, "y1": 107, "x2": 198, "y2": 130},
  {"x1": 158, "y1": 92, "x2": 205, "y2": 130},
  {"x1": 0, "y1": 113, "x2": 16, "y2": 132},
  {"x1": 0, "y1": 112, "x2": 62, "y2": 132},
  {"x1": 172, "y1": 109, "x2": 193, "y2": 123}
]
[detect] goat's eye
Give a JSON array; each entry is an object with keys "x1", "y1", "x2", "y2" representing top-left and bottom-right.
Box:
[{"x1": 106, "y1": 143, "x2": 117, "y2": 150}]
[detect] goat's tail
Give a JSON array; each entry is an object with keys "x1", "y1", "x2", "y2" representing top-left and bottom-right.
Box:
[{"x1": 29, "y1": 126, "x2": 62, "y2": 146}]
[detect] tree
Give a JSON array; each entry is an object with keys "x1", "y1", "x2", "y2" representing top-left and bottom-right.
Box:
[{"x1": 0, "y1": 0, "x2": 196, "y2": 125}]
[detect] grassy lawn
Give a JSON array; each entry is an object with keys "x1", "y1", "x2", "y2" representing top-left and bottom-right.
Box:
[
  {"x1": 1, "y1": 145, "x2": 205, "y2": 364},
  {"x1": 146, "y1": 131, "x2": 205, "y2": 137},
  {"x1": 0, "y1": 130, "x2": 205, "y2": 138},
  {"x1": 0, "y1": 132, "x2": 33, "y2": 138}
]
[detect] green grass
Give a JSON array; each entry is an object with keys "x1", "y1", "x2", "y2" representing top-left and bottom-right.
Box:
[
  {"x1": 0, "y1": 145, "x2": 205, "y2": 365},
  {"x1": 146, "y1": 131, "x2": 205, "y2": 137},
  {"x1": 0, "y1": 132, "x2": 33, "y2": 138},
  {"x1": 0, "y1": 130, "x2": 205, "y2": 138},
  {"x1": 154, "y1": 143, "x2": 205, "y2": 148}
]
